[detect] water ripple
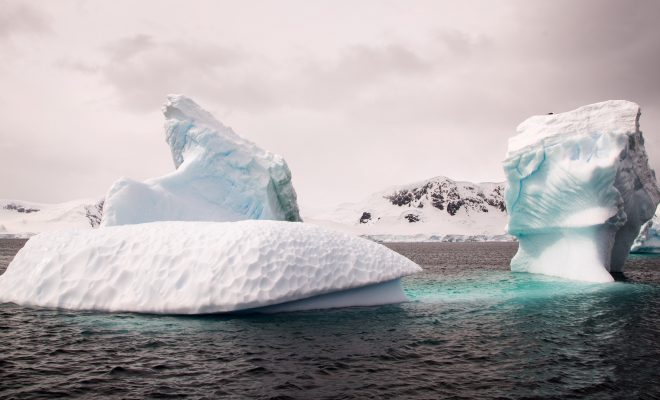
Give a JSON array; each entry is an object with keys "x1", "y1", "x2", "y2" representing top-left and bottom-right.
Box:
[{"x1": 0, "y1": 240, "x2": 658, "y2": 399}]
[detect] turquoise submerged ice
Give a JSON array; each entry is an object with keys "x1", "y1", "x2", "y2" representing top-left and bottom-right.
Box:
[
  {"x1": 0, "y1": 221, "x2": 421, "y2": 314},
  {"x1": 503, "y1": 100, "x2": 660, "y2": 282},
  {"x1": 101, "y1": 95, "x2": 301, "y2": 226}
]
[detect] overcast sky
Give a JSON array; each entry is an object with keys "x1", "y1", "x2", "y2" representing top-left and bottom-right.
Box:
[{"x1": 1, "y1": 0, "x2": 660, "y2": 212}]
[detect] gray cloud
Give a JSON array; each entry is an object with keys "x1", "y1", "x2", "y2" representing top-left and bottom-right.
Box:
[
  {"x1": 503, "y1": 0, "x2": 660, "y2": 105},
  {"x1": 434, "y1": 29, "x2": 491, "y2": 59},
  {"x1": 97, "y1": 28, "x2": 487, "y2": 114},
  {"x1": 54, "y1": 58, "x2": 99, "y2": 74},
  {"x1": 0, "y1": 0, "x2": 50, "y2": 39},
  {"x1": 104, "y1": 34, "x2": 155, "y2": 61},
  {"x1": 97, "y1": 35, "x2": 255, "y2": 112},
  {"x1": 3, "y1": 1, "x2": 660, "y2": 209},
  {"x1": 330, "y1": 44, "x2": 432, "y2": 79}
]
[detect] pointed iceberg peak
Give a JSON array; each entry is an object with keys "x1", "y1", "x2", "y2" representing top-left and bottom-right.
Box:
[
  {"x1": 503, "y1": 100, "x2": 660, "y2": 283},
  {"x1": 101, "y1": 95, "x2": 302, "y2": 226},
  {"x1": 163, "y1": 94, "x2": 221, "y2": 127},
  {"x1": 161, "y1": 94, "x2": 249, "y2": 169}
]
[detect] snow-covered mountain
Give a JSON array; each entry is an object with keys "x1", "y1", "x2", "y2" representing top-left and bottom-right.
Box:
[
  {"x1": 0, "y1": 199, "x2": 103, "y2": 238},
  {"x1": 307, "y1": 176, "x2": 512, "y2": 242},
  {"x1": 1, "y1": 177, "x2": 508, "y2": 242},
  {"x1": 1, "y1": 176, "x2": 510, "y2": 242}
]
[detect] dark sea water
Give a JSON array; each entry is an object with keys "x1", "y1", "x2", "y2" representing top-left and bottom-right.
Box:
[{"x1": 1, "y1": 239, "x2": 659, "y2": 399}]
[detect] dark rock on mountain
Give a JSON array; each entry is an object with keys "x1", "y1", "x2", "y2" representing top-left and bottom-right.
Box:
[{"x1": 384, "y1": 177, "x2": 506, "y2": 217}]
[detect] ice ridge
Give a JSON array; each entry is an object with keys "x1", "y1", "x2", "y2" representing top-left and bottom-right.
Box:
[{"x1": 101, "y1": 95, "x2": 301, "y2": 226}]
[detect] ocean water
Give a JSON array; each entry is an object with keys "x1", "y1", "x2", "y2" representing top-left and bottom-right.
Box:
[{"x1": 0, "y1": 239, "x2": 658, "y2": 399}]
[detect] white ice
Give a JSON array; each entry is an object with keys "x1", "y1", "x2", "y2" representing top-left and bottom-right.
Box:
[
  {"x1": 101, "y1": 95, "x2": 301, "y2": 227},
  {"x1": 631, "y1": 205, "x2": 660, "y2": 253},
  {"x1": 0, "y1": 220, "x2": 420, "y2": 314},
  {"x1": 503, "y1": 100, "x2": 660, "y2": 282}
]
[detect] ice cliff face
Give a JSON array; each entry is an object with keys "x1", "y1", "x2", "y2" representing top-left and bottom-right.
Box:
[
  {"x1": 631, "y1": 205, "x2": 660, "y2": 253},
  {"x1": 504, "y1": 100, "x2": 660, "y2": 282},
  {"x1": 101, "y1": 95, "x2": 301, "y2": 226}
]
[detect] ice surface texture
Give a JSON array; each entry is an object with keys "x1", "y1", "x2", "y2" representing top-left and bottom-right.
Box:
[
  {"x1": 101, "y1": 95, "x2": 301, "y2": 226},
  {"x1": 631, "y1": 205, "x2": 660, "y2": 253},
  {"x1": 0, "y1": 220, "x2": 420, "y2": 313},
  {"x1": 503, "y1": 100, "x2": 660, "y2": 282}
]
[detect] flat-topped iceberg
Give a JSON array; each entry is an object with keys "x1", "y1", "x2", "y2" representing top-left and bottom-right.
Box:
[
  {"x1": 101, "y1": 95, "x2": 301, "y2": 226},
  {"x1": 0, "y1": 221, "x2": 420, "y2": 313},
  {"x1": 503, "y1": 100, "x2": 660, "y2": 282},
  {"x1": 631, "y1": 205, "x2": 660, "y2": 253}
]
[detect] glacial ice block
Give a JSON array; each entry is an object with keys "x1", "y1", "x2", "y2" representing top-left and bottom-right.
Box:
[
  {"x1": 503, "y1": 100, "x2": 660, "y2": 282},
  {"x1": 631, "y1": 205, "x2": 660, "y2": 253},
  {"x1": 0, "y1": 221, "x2": 421, "y2": 314},
  {"x1": 101, "y1": 95, "x2": 301, "y2": 226}
]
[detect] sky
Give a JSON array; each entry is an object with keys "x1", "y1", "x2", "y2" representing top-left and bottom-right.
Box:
[{"x1": 1, "y1": 0, "x2": 660, "y2": 213}]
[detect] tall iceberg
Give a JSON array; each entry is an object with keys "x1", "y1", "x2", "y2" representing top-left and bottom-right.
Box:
[
  {"x1": 101, "y1": 95, "x2": 301, "y2": 226},
  {"x1": 503, "y1": 100, "x2": 660, "y2": 282}
]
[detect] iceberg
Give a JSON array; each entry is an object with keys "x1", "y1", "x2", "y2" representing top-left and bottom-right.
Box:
[
  {"x1": 503, "y1": 100, "x2": 660, "y2": 282},
  {"x1": 0, "y1": 220, "x2": 420, "y2": 314},
  {"x1": 631, "y1": 205, "x2": 660, "y2": 253},
  {"x1": 101, "y1": 95, "x2": 301, "y2": 226}
]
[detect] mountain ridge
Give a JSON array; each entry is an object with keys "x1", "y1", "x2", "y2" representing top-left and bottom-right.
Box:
[{"x1": 307, "y1": 176, "x2": 510, "y2": 240}]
